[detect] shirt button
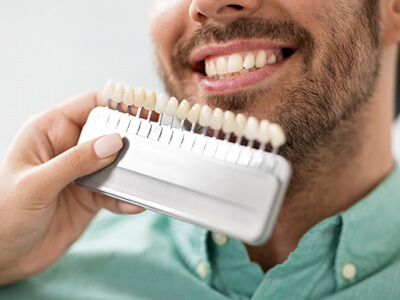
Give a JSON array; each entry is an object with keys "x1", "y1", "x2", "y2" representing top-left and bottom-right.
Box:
[
  {"x1": 211, "y1": 232, "x2": 228, "y2": 245},
  {"x1": 196, "y1": 262, "x2": 208, "y2": 279},
  {"x1": 342, "y1": 263, "x2": 357, "y2": 280}
]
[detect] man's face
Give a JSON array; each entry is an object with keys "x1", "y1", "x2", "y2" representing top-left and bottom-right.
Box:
[{"x1": 149, "y1": 0, "x2": 381, "y2": 163}]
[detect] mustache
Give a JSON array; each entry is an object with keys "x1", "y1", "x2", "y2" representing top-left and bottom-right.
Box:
[{"x1": 174, "y1": 16, "x2": 316, "y2": 67}]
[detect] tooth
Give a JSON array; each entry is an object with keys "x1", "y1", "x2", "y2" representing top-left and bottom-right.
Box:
[
  {"x1": 199, "y1": 105, "x2": 212, "y2": 127},
  {"x1": 243, "y1": 52, "x2": 255, "y2": 69},
  {"x1": 187, "y1": 103, "x2": 201, "y2": 124},
  {"x1": 239, "y1": 69, "x2": 249, "y2": 74},
  {"x1": 176, "y1": 99, "x2": 190, "y2": 120},
  {"x1": 234, "y1": 113, "x2": 247, "y2": 137},
  {"x1": 213, "y1": 75, "x2": 218, "y2": 80},
  {"x1": 269, "y1": 123, "x2": 286, "y2": 149},
  {"x1": 228, "y1": 53, "x2": 243, "y2": 73},
  {"x1": 257, "y1": 119, "x2": 271, "y2": 145},
  {"x1": 113, "y1": 83, "x2": 124, "y2": 103},
  {"x1": 205, "y1": 61, "x2": 210, "y2": 76},
  {"x1": 277, "y1": 53, "x2": 284, "y2": 62},
  {"x1": 123, "y1": 86, "x2": 135, "y2": 106},
  {"x1": 222, "y1": 110, "x2": 235, "y2": 133},
  {"x1": 267, "y1": 53, "x2": 277, "y2": 65},
  {"x1": 245, "y1": 116, "x2": 259, "y2": 141},
  {"x1": 216, "y1": 57, "x2": 228, "y2": 75},
  {"x1": 103, "y1": 80, "x2": 115, "y2": 100},
  {"x1": 255, "y1": 50, "x2": 267, "y2": 68},
  {"x1": 165, "y1": 97, "x2": 179, "y2": 117},
  {"x1": 134, "y1": 88, "x2": 146, "y2": 107},
  {"x1": 144, "y1": 91, "x2": 157, "y2": 110},
  {"x1": 155, "y1": 93, "x2": 168, "y2": 114},
  {"x1": 210, "y1": 108, "x2": 223, "y2": 130},
  {"x1": 209, "y1": 61, "x2": 217, "y2": 76}
]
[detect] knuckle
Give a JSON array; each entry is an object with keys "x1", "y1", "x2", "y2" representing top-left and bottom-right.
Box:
[{"x1": 65, "y1": 146, "x2": 86, "y2": 170}]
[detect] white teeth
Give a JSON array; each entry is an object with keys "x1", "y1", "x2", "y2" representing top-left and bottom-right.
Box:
[
  {"x1": 187, "y1": 103, "x2": 201, "y2": 124},
  {"x1": 209, "y1": 61, "x2": 217, "y2": 76},
  {"x1": 205, "y1": 61, "x2": 210, "y2": 76},
  {"x1": 165, "y1": 97, "x2": 179, "y2": 117},
  {"x1": 103, "y1": 80, "x2": 115, "y2": 100},
  {"x1": 113, "y1": 83, "x2": 124, "y2": 103},
  {"x1": 210, "y1": 108, "x2": 223, "y2": 130},
  {"x1": 155, "y1": 93, "x2": 168, "y2": 114},
  {"x1": 199, "y1": 105, "x2": 212, "y2": 127},
  {"x1": 134, "y1": 88, "x2": 146, "y2": 107},
  {"x1": 257, "y1": 119, "x2": 271, "y2": 145},
  {"x1": 176, "y1": 99, "x2": 190, "y2": 120},
  {"x1": 123, "y1": 86, "x2": 135, "y2": 106},
  {"x1": 255, "y1": 50, "x2": 267, "y2": 68},
  {"x1": 245, "y1": 117, "x2": 259, "y2": 141},
  {"x1": 267, "y1": 53, "x2": 277, "y2": 65},
  {"x1": 216, "y1": 57, "x2": 228, "y2": 75},
  {"x1": 269, "y1": 123, "x2": 286, "y2": 149},
  {"x1": 222, "y1": 111, "x2": 235, "y2": 133},
  {"x1": 243, "y1": 52, "x2": 255, "y2": 69},
  {"x1": 228, "y1": 54, "x2": 243, "y2": 73},
  {"x1": 144, "y1": 91, "x2": 156, "y2": 111},
  {"x1": 234, "y1": 113, "x2": 247, "y2": 137}
]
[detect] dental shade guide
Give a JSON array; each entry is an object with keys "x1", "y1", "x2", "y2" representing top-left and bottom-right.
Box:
[{"x1": 75, "y1": 80, "x2": 292, "y2": 246}]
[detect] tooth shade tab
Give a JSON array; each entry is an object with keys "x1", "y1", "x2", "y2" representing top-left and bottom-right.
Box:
[
  {"x1": 199, "y1": 105, "x2": 212, "y2": 127},
  {"x1": 103, "y1": 80, "x2": 115, "y2": 100},
  {"x1": 269, "y1": 123, "x2": 286, "y2": 149},
  {"x1": 165, "y1": 97, "x2": 179, "y2": 117},
  {"x1": 144, "y1": 91, "x2": 157, "y2": 110},
  {"x1": 176, "y1": 100, "x2": 190, "y2": 120},
  {"x1": 245, "y1": 117, "x2": 259, "y2": 141},
  {"x1": 222, "y1": 111, "x2": 235, "y2": 133},
  {"x1": 134, "y1": 88, "x2": 146, "y2": 107},
  {"x1": 123, "y1": 86, "x2": 135, "y2": 106},
  {"x1": 210, "y1": 108, "x2": 223, "y2": 130},
  {"x1": 113, "y1": 83, "x2": 124, "y2": 103},
  {"x1": 187, "y1": 103, "x2": 201, "y2": 124},
  {"x1": 258, "y1": 120, "x2": 271, "y2": 144},
  {"x1": 155, "y1": 93, "x2": 168, "y2": 114},
  {"x1": 234, "y1": 113, "x2": 247, "y2": 137}
]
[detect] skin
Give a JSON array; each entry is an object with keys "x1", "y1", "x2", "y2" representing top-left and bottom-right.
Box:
[
  {"x1": 0, "y1": 0, "x2": 399, "y2": 286},
  {"x1": 149, "y1": 0, "x2": 400, "y2": 271}
]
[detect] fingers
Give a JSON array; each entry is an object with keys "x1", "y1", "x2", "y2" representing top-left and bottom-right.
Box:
[
  {"x1": 37, "y1": 133, "x2": 123, "y2": 193},
  {"x1": 93, "y1": 193, "x2": 146, "y2": 215}
]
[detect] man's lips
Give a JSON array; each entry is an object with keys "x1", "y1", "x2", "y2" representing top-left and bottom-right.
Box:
[{"x1": 189, "y1": 40, "x2": 297, "y2": 93}]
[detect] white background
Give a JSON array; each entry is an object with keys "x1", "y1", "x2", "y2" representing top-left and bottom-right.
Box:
[{"x1": 0, "y1": 1, "x2": 398, "y2": 160}]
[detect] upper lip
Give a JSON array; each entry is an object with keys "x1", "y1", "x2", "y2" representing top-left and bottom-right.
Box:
[{"x1": 190, "y1": 39, "x2": 296, "y2": 72}]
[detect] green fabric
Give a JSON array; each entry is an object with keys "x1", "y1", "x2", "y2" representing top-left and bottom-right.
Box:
[{"x1": 1, "y1": 164, "x2": 400, "y2": 299}]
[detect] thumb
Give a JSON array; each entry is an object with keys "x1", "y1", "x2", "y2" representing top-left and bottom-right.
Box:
[{"x1": 39, "y1": 133, "x2": 123, "y2": 192}]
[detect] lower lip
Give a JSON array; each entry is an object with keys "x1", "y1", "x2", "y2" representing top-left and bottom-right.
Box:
[{"x1": 198, "y1": 59, "x2": 287, "y2": 93}]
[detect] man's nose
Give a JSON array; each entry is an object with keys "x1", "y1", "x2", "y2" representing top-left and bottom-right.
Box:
[{"x1": 189, "y1": 0, "x2": 261, "y2": 23}]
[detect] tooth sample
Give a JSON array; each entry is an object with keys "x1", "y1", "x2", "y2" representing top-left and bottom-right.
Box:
[
  {"x1": 113, "y1": 83, "x2": 124, "y2": 110},
  {"x1": 228, "y1": 54, "x2": 243, "y2": 73},
  {"x1": 187, "y1": 103, "x2": 201, "y2": 131},
  {"x1": 165, "y1": 97, "x2": 178, "y2": 117},
  {"x1": 222, "y1": 110, "x2": 235, "y2": 140},
  {"x1": 243, "y1": 53, "x2": 255, "y2": 69},
  {"x1": 103, "y1": 80, "x2": 115, "y2": 106},
  {"x1": 255, "y1": 50, "x2": 267, "y2": 68},
  {"x1": 209, "y1": 61, "x2": 217, "y2": 76},
  {"x1": 199, "y1": 105, "x2": 212, "y2": 133},
  {"x1": 216, "y1": 57, "x2": 229, "y2": 75},
  {"x1": 155, "y1": 93, "x2": 168, "y2": 125},
  {"x1": 244, "y1": 117, "x2": 259, "y2": 146},
  {"x1": 269, "y1": 123, "x2": 286, "y2": 152},
  {"x1": 267, "y1": 53, "x2": 277, "y2": 65},
  {"x1": 210, "y1": 108, "x2": 223, "y2": 136},
  {"x1": 234, "y1": 113, "x2": 247, "y2": 143},
  {"x1": 144, "y1": 91, "x2": 157, "y2": 121},
  {"x1": 176, "y1": 100, "x2": 190, "y2": 120},
  {"x1": 133, "y1": 87, "x2": 146, "y2": 118},
  {"x1": 257, "y1": 119, "x2": 271, "y2": 149},
  {"x1": 123, "y1": 86, "x2": 135, "y2": 106}
]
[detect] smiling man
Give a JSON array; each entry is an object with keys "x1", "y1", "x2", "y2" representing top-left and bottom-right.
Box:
[{"x1": 0, "y1": 0, "x2": 400, "y2": 299}]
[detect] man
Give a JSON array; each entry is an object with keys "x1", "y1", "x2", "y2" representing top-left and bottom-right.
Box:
[{"x1": 0, "y1": 0, "x2": 399, "y2": 299}]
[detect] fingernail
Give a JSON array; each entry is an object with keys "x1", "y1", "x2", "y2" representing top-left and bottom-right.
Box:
[{"x1": 94, "y1": 133, "x2": 123, "y2": 158}]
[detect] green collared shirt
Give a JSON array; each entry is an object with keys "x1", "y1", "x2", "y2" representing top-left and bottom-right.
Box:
[{"x1": 2, "y1": 164, "x2": 400, "y2": 299}]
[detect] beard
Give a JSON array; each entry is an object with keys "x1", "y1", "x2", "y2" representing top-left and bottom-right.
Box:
[{"x1": 157, "y1": 0, "x2": 381, "y2": 167}]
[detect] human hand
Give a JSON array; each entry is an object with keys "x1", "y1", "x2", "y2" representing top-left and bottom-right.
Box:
[{"x1": 0, "y1": 90, "x2": 145, "y2": 285}]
